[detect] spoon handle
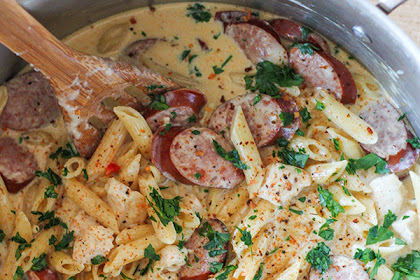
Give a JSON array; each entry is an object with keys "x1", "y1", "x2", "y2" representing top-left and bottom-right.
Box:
[{"x1": 0, "y1": 0, "x2": 80, "y2": 87}]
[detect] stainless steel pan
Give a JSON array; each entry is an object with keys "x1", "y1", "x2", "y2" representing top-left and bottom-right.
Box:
[{"x1": 1, "y1": 0, "x2": 419, "y2": 132}]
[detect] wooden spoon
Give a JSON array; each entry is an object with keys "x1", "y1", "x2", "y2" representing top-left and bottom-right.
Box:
[{"x1": 0, "y1": 0, "x2": 178, "y2": 158}]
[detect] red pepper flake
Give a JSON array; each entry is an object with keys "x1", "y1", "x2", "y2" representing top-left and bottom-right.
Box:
[
  {"x1": 106, "y1": 162, "x2": 121, "y2": 176},
  {"x1": 129, "y1": 17, "x2": 137, "y2": 24}
]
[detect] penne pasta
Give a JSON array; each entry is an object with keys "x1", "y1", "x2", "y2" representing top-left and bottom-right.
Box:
[
  {"x1": 230, "y1": 105, "x2": 265, "y2": 198},
  {"x1": 114, "y1": 106, "x2": 153, "y2": 159},
  {"x1": 0, "y1": 176, "x2": 16, "y2": 238},
  {"x1": 64, "y1": 178, "x2": 119, "y2": 233},
  {"x1": 314, "y1": 89, "x2": 378, "y2": 145}
]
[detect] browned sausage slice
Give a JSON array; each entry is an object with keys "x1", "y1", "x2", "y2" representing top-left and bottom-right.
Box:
[
  {"x1": 143, "y1": 89, "x2": 207, "y2": 132},
  {"x1": 224, "y1": 19, "x2": 288, "y2": 65},
  {"x1": 289, "y1": 47, "x2": 357, "y2": 104},
  {"x1": 359, "y1": 99, "x2": 408, "y2": 159},
  {"x1": 27, "y1": 268, "x2": 59, "y2": 280},
  {"x1": 180, "y1": 219, "x2": 229, "y2": 280},
  {"x1": 0, "y1": 137, "x2": 39, "y2": 193},
  {"x1": 152, "y1": 126, "x2": 194, "y2": 185},
  {"x1": 387, "y1": 142, "x2": 420, "y2": 173},
  {"x1": 309, "y1": 255, "x2": 369, "y2": 280},
  {"x1": 269, "y1": 19, "x2": 329, "y2": 52},
  {"x1": 170, "y1": 127, "x2": 244, "y2": 189},
  {"x1": 120, "y1": 38, "x2": 159, "y2": 65},
  {"x1": 208, "y1": 93, "x2": 300, "y2": 147},
  {"x1": 0, "y1": 72, "x2": 60, "y2": 131}
]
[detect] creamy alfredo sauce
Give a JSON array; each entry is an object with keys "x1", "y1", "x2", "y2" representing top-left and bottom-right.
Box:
[{"x1": 1, "y1": 2, "x2": 418, "y2": 279}]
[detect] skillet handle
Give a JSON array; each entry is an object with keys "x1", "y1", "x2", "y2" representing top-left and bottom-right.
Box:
[{"x1": 377, "y1": 0, "x2": 407, "y2": 14}]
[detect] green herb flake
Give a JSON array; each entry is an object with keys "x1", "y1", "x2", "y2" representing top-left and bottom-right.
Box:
[
  {"x1": 301, "y1": 26, "x2": 312, "y2": 40},
  {"x1": 279, "y1": 111, "x2": 295, "y2": 126},
  {"x1": 277, "y1": 148, "x2": 309, "y2": 168},
  {"x1": 391, "y1": 250, "x2": 420, "y2": 279},
  {"x1": 199, "y1": 222, "x2": 231, "y2": 258},
  {"x1": 395, "y1": 238, "x2": 407, "y2": 246},
  {"x1": 35, "y1": 168, "x2": 62, "y2": 186},
  {"x1": 356, "y1": 153, "x2": 390, "y2": 174},
  {"x1": 180, "y1": 49, "x2": 191, "y2": 61},
  {"x1": 91, "y1": 255, "x2": 106, "y2": 265},
  {"x1": 289, "y1": 207, "x2": 303, "y2": 215},
  {"x1": 252, "y1": 263, "x2": 263, "y2": 280},
  {"x1": 49, "y1": 235, "x2": 57, "y2": 245},
  {"x1": 194, "y1": 173, "x2": 202, "y2": 180},
  {"x1": 44, "y1": 185, "x2": 58, "y2": 199},
  {"x1": 318, "y1": 186, "x2": 345, "y2": 218},
  {"x1": 146, "y1": 188, "x2": 182, "y2": 227},
  {"x1": 31, "y1": 253, "x2": 48, "y2": 271},
  {"x1": 82, "y1": 169, "x2": 89, "y2": 181},
  {"x1": 398, "y1": 113, "x2": 406, "y2": 121},
  {"x1": 332, "y1": 138, "x2": 340, "y2": 151},
  {"x1": 305, "y1": 242, "x2": 332, "y2": 273},
  {"x1": 315, "y1": 100, "x2": 325, "y2": 111},
  {"x1": 216, "y1": 265, "x2": 238, "y2": 280},
  {"x1": 120, "y1": 272, "x2": 135, "y2": 280},
  {"x1": 213, "y1": 140, "x2": 249, "y2": 170},
  {"x1": 297, "y1": 43, "x2": 319, "y2": 56},
  {"x1": 214, "y1": 33, "x2": 221, "y2": 39},
  {"x1": 299, "y1": 107, "x2": 312, "y2": 123},
  {"x1": 171, "y1": 112, "x2": 177, "y2": 119},
  {"x1": 407, "y1": 137, "x2": 420, "y2": 149},
  {"x1": 148, "y1": 93, "x2": 170, "y2": 111},
  {"x1": 188, "y1": 114, "x2": 197, "y2": 123},
  {"x1": 245, "y1": 61, "x2": 303, "y2": 96},
  {"x1": 186, "y1": 3, "x2": 211, "y2": 23},
  {"x1": 253, "y1": 94, "x2": 262, "y2": 105},
  {"x1": 55, "y1": 231, "x2": 74, "y2": 251},
  {"x1": 366, "y1": 210, "x2": 396, "y2": 245},
  {"x1": 14, "y1": 266, "x2": 24, "y2": 280},
  {"x1": 192, "y1": 130, "x2": 201, "y2": 135},
  {"x1": 275, "y1": 137, "x2": 289, "y2": 148},
  {"x1": 159, "y1": 123, "x2": 172, "y2": 136},
  {"x1": 209, "y1": 262, "x2": 224, "y2": 273}
]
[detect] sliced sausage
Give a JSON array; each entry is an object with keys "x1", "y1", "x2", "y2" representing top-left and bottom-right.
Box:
[
  {"x1": 179, "y1": 219, "x2": 229, "y2": 280},
  {"x1": 26, "y1": 268, "x2": 59, "y2": 280},
  {"x1": 143, "y1": 88, "x2": 207, "y2": 132},
  {"x1": 359, "y1": 99, "x2": 408, "y2": 159},
  {"x1": 224, "y1": 19, "x2": 288, "y2": 65},
  {"x1": 208, "y1": 93, "x2": 300, "y2": 147},
  {"x1": 308, "y1": 255, "x2": 369, "y2": 280},
  {"x1": 0, "y1": 137, "x2": 39, "y2": 193},
  {"x1": 214, "y1": 10, "x2": 250, "y2": 26},
  {"x1": 289, "y1": 47, "x2": 357, "y2": 104},
  {"x1": 152, "y1": 126, "x2": 194, "y2": 185},
  {"x1": 0, "y1": 72, "x2": 60, "y2": 131},
  {"x1": 387, "y1": 131, "x2": 420, "y2": 173},
  {"x1": 120, "y1": 38, "x2": 159, "y2": 65},
  {"x1": 170, "y1": 127, "x2": 244, "y2": 189},
  {"x1": 269, "y1": 19, "x2": 329, "y2": 52}
]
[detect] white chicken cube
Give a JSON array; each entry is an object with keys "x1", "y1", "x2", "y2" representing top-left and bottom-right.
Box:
[{"x1": 392, "y1": 210, "x2": 420, "y2": 249}]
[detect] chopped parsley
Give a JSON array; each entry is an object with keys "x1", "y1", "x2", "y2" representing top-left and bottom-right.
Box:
[
  {"x1": 199, "y1": 221, "x2": 230, "y2": 258},
  {"x1": 296, "y1": 129, "x2": 304, "y2": 136},
  {"x1": 31, "y1": 210, "x2": 67, "y2": 230},
  {"x1": 35, "y1": 168, "x2": 62, "y2": 186},
  {"x1": 407, "y1": 137, "x2": 420, "y2": 149},
  {"x1": 245, "y1": 61, "x2": 303, "y2": 97},
  {"x1": 49, "y1": 142, "x2": 80, "y2": 162},
  {"x1": 213, "y1": 140, "x2": 249, "y2": 170},
  {"x1": 391, "y1": 250, "x2": 420, "y2": 279},
  {"x1": 191, "y1": 130, "x2": 201, "y2": 135},
  {"x1": 188, "y1": 114, "x2": 197, "y2": 123},
  {"x1": 354, "y1": 248, "x2": 377, "y2": 264},
  {"x1": 275, "y1": 137, "x2": 289, "y2": 148},
  {"x1": 288, "y1": 207, "x2": 303, "y2": 215},
  {"x1": 159, "y1": 123, "x2": 172, "y2": 136},
  {"x1": 148, "y1": 93, "x2": 170, "y2": 111},
  {"x1": 298, "y1": 197, "x2": 306, "y2": 203},
  {"x1": 236, "y1": 227, "x2": 253, "y2": 255},
  {"x1": 299, "y1": 107, "x2": 312, "y2": 123},
  {"x1": 91, "y1": 255, "x2": 106, "y2": 265},
  {"x1": 305, "y1": 242, "x2": 332, "y2": 273},
  {"x1": 276, "y1": 148, "x2": 309, "y2": 168},
  {"x1": 317, "y1": 186, "x2": 345, "y2": 218},
  {"x1": 252, "y1": 263, "x2": 264, "y2": 280},
  {"x1": 366, "y1": 210, "x2": 396, "y2": 245},
  {"x1": 395, "y1": 238, "x2": 407, "y2": 245},
  {"x1": 297, "y1": 43, "x2": 319, "y2": 56},
  {"x1": 194, "y1": 172, "x2": 201, "y2": 180},
  {"x1": 120, "y1": 272, "x2": 135, "y2": 280},
  {"x1": 315, "y1": 100, "x2": 325, "y2": 111},
  {"x1": 301, "y1": 26, "x2": 312, "y2": 40},
  {"x1": 210, "y1": 262, "x2": 224, "y2": 273},
  {"x1": 279, "y1": 111, "x2": 295, "y2": 126},
  {"x1": 55, "y1": 231, "x2": 74, "y2": 251},
  {"x1": 44, "y1": 185, "x2": 58, "y2": 199},
  {"x1": 11, "y1": 232, "x2": 31, "y2": 260},
  {"x1": 342, "y1": 186, "x2": 351, "y2": 196},
  {"x1": 146, "y1": 188, "x2": 182, "y2": 227},
  {"x1": 213, "y1": 55, "x2": 233, "y2": 74},
  {"x1": 318, "y1": 218, "x2": 336, "y2": 241},
  {"x1": 216, "y1": 264, "x2": 237, "y2": 280},
  {"x1": 146, "y1": 84, "x2": 164, "y2": 92},
  {"x1": 253, "y1": 94, "x2": 262, "y2": 105},
  {"x1": 49, "y1": 235, "x2": 57, "y2": 245},
  {"x1": 356, "y1": 153, "x2": 390, "y2": 174},
  {"x1": 31, "y1": 253, "x2": 48, "y2": 271},
  {"x1": 140, "y1": 244, "x2": 161, "y2": 275},
  {"x1": 398, "y1": 113, "x2": 406, "y2": 121},
  {"x1": 180, "y1": 49, "x2": 191, "y2": 61},
  {"x1": 171, "y1": 111, "x2": 177, "y2": 119},
  {"x1": 14, "y1": 266, "x2": 24, "y2": 280},
  {"x1": 333, "y1": 138, "x2": 340, "y2": 151},
  {"x1": 0, "y1": 229, "x2": 5, "y2": 243},
  {"x1": 186, "y1": 3, "x2": 211, "y2": 23}
]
